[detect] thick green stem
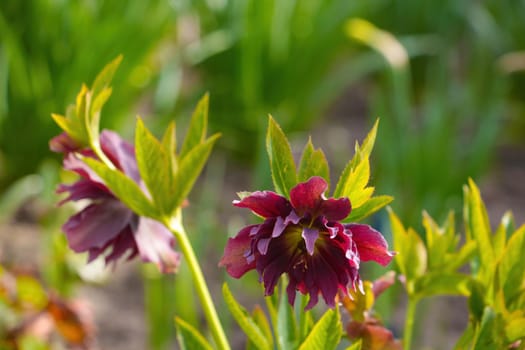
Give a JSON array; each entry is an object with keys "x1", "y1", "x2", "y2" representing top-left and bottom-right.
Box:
[
  {"x1": 403, "y1": 297, "x2": 418, "y2": 350},
  {"x1": 167, "y1": 217, "x2": 230, "y2": 350}
]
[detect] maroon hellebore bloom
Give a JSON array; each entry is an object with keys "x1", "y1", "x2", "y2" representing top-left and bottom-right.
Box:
[
  {"x1": 219, "y1": 176, "x2": 393, "y2": 309},
  {"x1": 51, "y1": 131, "x2": 180, "y2": 273}
]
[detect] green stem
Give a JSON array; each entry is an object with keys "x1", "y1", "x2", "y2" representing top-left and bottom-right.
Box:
[
  {"x1": 403, "y1": 297, "x2": 418, "y2": 350},
  {"x1": 167, "y1": 216, "x2": 230, "y2": 350}
]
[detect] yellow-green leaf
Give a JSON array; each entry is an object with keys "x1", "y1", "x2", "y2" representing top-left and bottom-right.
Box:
[
  {"x1": 266, "y1": 116, "x2": 297, "y2": 197},
  {"x1": 298, "y1": 308, "x2": 342, "y2": 350},
  {"x1": 175, "y1": 317, "x2": 213, "y2": 350},
  {"x1": 180, "y1": 93, "x2": 209, "y2": 159},
  {"x1": 298, "y1": 138, "x2": 329, "y2": 190}
]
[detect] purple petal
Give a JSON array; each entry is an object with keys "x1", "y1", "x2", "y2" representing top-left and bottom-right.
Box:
[
  {"x1": 63, "y1": 200, "x2": 133, "y2": 253},
  {"x1": 100, "y1": 130, "x2": 140, "y2": 182},
  {"x1": 290, "y1": 176, "x2": 327, "y2": 215},
  {"x1": 49, "y1": 132, "x2": 81, "y2": 153},
  {"x1": 302, "y1": 227, "x2": 319, "y2": 255},
  {"x1": 233, "y1": 191, "x2": 291, "y2": 218},
  {"x1": 346, "y1": 224, "x2": 394, "y2": 266},
  {"x1": 133, "y1": 217, "x2": 180, "y2": 274},
  {"x1": 63, "y1": 152, "x2": 106, "y2": 185},
  {"x1": 319, "y1": 197, "x2": 351, "y2": 221},
  {"x1": 219, "y1": 225, "x2": 258, "y2": 278},
  {"x1": 57, "y1": 179, "x2": 112, "y2": 205}
]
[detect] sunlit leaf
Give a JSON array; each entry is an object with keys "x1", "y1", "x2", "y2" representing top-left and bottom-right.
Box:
[
  {"x1": 298, "y1": 308, "x2": 342, "y2": 350},
  {"x1": 504, "y1": 316, "x2": 525, "y2": 343},
  {"x1": 266, "y1": 116, "x2": 297, "y2": 197},
  {"x1": 222, "y1": 283, "x2": 271, "y2": 350},
  {"x1": 346, "y1": 340, "x2": 363, "y2": 350},
  {"x1": 345, "y1": 195, "x2": 393, "y2": 222},
  {"x1": 91, "y1": 55, "x2": 123, "y2": 98},
  {"x1": 162, "y1": 121, "x2": 178, "y2": 174},
  {"x1": 180, "y1": 93, "x2": 209, "y2": 159},
  {"x1": 251, "y1": 306, "x2": 274, "y2": 350},
  {"x1": 83, "y1": 157, "x2": 158, "y2": 219},
  {"x1": 497, "y1": 224, "x2": 525, "y2": 307},
  {"x1": 471, "y1": 307, "x2": 505, "y2": 350},
  {"x1": 169, "y1": 134, "x2": 220, "y2": 213},
  {"x1": 414, "y1": 272, "x2": 471, "y2": 299},
  {"x1": 174, "y1": 316, "x2": 213, "y2": 350},
  {"x1": 297, "y1": 138, "x2": 330, "y2": 190},
  {"x1": 135, "y1": 118, "x2": 172, "y2": 214}
]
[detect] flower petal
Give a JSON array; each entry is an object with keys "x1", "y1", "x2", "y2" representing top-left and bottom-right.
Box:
[
  {"x1": 219, "y1": 225, "x2": 258, "y2": 278},
  {"x1": 133, "y1": 217, "x2": 180, "y2": 273},
  {"x1": 100, "y1": 130, "x2": 140, "y2": 182},
  {"x1": 346, "y1": 224, "x2": 394, "y2": 266},
  {"x1": 49, "y1": 132, "x2": 81, "y2": 153},
  {"x1": 63, "y1": 200, "x2": 132, "y2": 253},
  {"x1": 290, "y1": 176, "x2": 327, "y2": 215},
  {"x1": 57, "y1": 179, "x2": 112, "y2": 205},
  {"x1": 233, "y1": 191, "x2": 291, "y2": 218},
  {"x1": 302, "y1": 227, "x2": 319, "y2": 255},
  {"x1": 319, "y1": 197, "x2": 351, "y2": 221}
]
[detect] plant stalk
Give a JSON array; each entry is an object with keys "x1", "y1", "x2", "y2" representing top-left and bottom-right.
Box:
[
  {"x1": 167, "y1": 216, "x2": 231, "y2": 350},
  {"x1": 403, "y1": 297, "x2": 418, "y2": 350}
]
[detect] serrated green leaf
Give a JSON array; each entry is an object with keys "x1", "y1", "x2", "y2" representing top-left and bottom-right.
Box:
[
  {"x1": 298, "y1": 308, "x2": 342, "y2": 350},
  {"x1": 423, "y1": 211, "x2": 459, "y2": 269},
  {"x1": 266, "y1": 116, "x2": 297, "y2": 197},
  {"x1": 223, "y1": 283, "x2": 271, "y2": 350},
  {"x1": 388, "y1": 208, "x2": 427, "y2": 293},
  {"x1": 334, "y1": 157, "x2": 370, "y2": 203},
  {"x1": 180, "y1": 94, "x2": 209, "y2": 159},
  {"x1": 162, "y1": 121, "x2": 178, "y2": 174},
  {"x1": 345, "y1": 195, "x2": 393, "y2": 222},
  {"x1": 135, "y1": 118, "x2": 172, "y2": 215},
  {"x1": 505, "y1": 316, "x2": 525, "y2": 342},
  {"x1": 91, "y1": 55, "x2": 122, "y2": 98},
  {"x1": 497, "y1": 224, "x2": 525, "y2": 307},
  {"x1": 277, "y1": 285, "x2": 298, "y2": 350},
  {"x1": 175, "y1": 316, "x2": 213, "y2": 350},
  {"x1": 297, "y1": 138, "x2": 329, "y2": 189},
  {"x1": 83, "y1": 157, "x2": 158, "y2": 219},
  {"x1": 464, "y1": 179, "x2": 494, "y2": 280},
  {"x1": 414, "y1": 272, "x2": 471, "y2": 299},
  {"x1": 169, "y1": 134, "x2": 220, "y2": 213}
]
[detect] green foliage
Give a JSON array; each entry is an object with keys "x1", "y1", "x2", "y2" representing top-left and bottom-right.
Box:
[
  {"x1": 222, "y1": 283, "x2": 271, "y2": 350},
  {"x1": 0, "y1": 0, "x2": 176, "y2": 188},
  {"x1": 266, "y1": 117, "x2": 392, "y2": 222},
  {"x1": 297, "y1": 308, "x2": 342, "y2": 350},
  {"x1": 175, "y1": 317, "x2": 213, "y2": 350},
  {"x1": 266, "y1": 116, "x2": 297, "y2": 198}
]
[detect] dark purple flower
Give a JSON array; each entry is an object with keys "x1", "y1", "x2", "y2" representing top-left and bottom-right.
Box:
[
  {"x1": 52, "y1": 130, "x2": 180, "y2": 273},
  {"x1": 219, "y1": 176, "x2": 393, "y2": 309}
]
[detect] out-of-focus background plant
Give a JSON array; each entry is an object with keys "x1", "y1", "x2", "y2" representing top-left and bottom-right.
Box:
[{"x1": 1, "y1": 0, "x2": 525, "y2": 349}]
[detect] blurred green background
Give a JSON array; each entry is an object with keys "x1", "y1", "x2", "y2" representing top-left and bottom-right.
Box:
[{"x1": 1, "y1": 0, "x2": 525, "y2": 349}]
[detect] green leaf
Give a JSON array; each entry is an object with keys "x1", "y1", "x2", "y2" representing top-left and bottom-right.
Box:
[
  {"x1": 91, "y1": 55, "x2": 123, "y2": 98},
  {"x1": 464, "y1": 179, "x2": 494, "y2": 280},
  {"x1": 497, "y1": 224, "x2": 525, "y2": 307},
  {"x1": 298, "y1": 308, "x2": 342, "y2": 350},
  {"x1": 174, "y1": 317, "x2": 213, "y2": 350},
  {"x1": 277, "y1": 284, "x2": 298, "y2": 350},
  {"x1": 135, "y1": 118, "x2": 172, "y2": 214},
  {"x1": 472, "y1": 307, "x2": 505, "y2": 350},
  {"x1": 414, "y1": 272, "x2": 471, "y2": 299},
  {"x1": 266, "y1": 116, "x2": 297, "y2": 197},
  {"x1": 388, "y1": 208, "x2": 427, "y2": 293},
  {"x1": 345, "y1": 195, "x2": 393, "y2": 222},
  {"x1": 346, "y1": 340, "x2": 363, "y2": 350},
  {"x1": 505, "y1": 316, "x2": 525, "y2": 343},
  {"x1": 468, "y1": 280, "x2": 487, "y2": 322},
  {"x1": 83, "y1": 157, "x2": 158, "y2": 219},
  {"x1": 180, "y1": 93, "x2": 209, "y2": 159},
  {"x1": 162, "y1": 121, "x2": 178, "y2": 174},
  {"x1": 222, "y1": 283, "x2": 271, "y2": 350},
  {"x1": 169, "y1": 134, "x2": 220, "y2": 212},
  {"x1": 251, "y1": 306, "x2": 274, "y2": 350},
  {"x1": 334, "y1": 157, "x2": 371, "y2": 205},
  {"x1": 87, "y1": 86, "x2": 113, "y2": 143},
  {"x1": 297, "y1": 138, "x2": 329, "y2": 189},
  {"x1": 443, "y1": 240, "x2": 477, "y2": 272}
]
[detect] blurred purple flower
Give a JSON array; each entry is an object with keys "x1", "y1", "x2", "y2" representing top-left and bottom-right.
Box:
[
  {"x1": 220, "y1": 176, "x2": 393, "y2": 309},
  {"x1": 51, "y1": 131, "x2": 180, "y2": 273}
]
